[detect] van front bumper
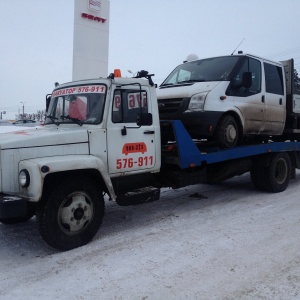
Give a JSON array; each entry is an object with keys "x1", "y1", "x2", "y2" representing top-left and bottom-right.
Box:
[{"x1": 160, "y1": 111, "x2": 223, "y2": 139}]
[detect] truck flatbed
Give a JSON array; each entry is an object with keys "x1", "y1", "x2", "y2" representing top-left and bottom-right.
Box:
[{"x1": 161, "y1": 120, "x2": 300, "y2": 169}]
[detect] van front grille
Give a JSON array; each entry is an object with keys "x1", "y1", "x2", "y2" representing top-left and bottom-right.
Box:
[{"x1": 158, "y1": 98, "x2": 184, "y2": 114}]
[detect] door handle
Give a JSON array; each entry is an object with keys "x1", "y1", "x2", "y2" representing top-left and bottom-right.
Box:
[
  {"x1": 261, "y1": 95, "x2": 265, "y2": 103},
  {"x1": 279, "y1": 98, "x2": 282, "y2": 105},
  {"x1": 144, "y1": 130, "x2": 155, "y2": 134}
]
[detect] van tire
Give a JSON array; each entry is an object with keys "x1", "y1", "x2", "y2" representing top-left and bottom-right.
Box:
[
  {"x1": 216, "y1": 115, "x2": 239, "y2": 148},
  {"x1": 37, "y1": 177, "x2": 104, "y2": 251}
]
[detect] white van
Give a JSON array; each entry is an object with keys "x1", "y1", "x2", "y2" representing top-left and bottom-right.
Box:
[{"x1": 157, "y1": 53, "x2": 298, "y2": 147}]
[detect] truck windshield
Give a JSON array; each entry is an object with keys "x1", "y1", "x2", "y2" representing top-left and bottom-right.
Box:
[
  {"x1": 45, "y1": 84, "x2": 106, "y2": 125},
  {"x1": 161, "y1": 56, "x2": 241, "y2": 86}
]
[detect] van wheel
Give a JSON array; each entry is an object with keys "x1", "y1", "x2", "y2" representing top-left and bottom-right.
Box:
[
  {"x1": 263, "y1": 153, "x2": 291, "y2": 193},
  {"x1": 216, "y1": 115, "x2": 239, "y2": 148},
  {"x1": 37, "y1": 177, "x2": 104, "y2": 251}
]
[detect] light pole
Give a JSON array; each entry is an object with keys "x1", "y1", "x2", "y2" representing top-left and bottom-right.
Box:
[{"x1": 20, "y1": 102, "x2": 25, "y2": 119}]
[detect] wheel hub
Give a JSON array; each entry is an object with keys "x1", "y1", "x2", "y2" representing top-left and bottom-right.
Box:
[
  {"x1": 74, "y1": 207, "x2": 84, "y2": 220},
  {"x1": 226, "y1": 125, "x2": 237, "y2": 143},
  {"x1": 58, "y1": 192, "x2": 93, "y2": 235},
  {"x1": 275, "y1": 159, "x2": 288, "y2": 184}
]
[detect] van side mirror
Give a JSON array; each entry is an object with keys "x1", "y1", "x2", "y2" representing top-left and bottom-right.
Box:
[{"x1": 137, "y1": 113, "x2": 152, "y2": 126}]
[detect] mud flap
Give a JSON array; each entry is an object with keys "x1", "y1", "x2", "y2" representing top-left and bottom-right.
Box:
[{"x1": 116, "y1": 187, "x2": 160, "y2": 206}]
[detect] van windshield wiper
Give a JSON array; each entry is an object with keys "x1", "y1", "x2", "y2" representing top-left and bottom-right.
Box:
[{"x1": 177, "y1": 79, "x2": 206, "y2": 84}]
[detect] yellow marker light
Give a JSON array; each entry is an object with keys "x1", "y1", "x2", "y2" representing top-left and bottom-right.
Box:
[{"x1": 114, "y1": 69, "x2": 122, "y2": 77}]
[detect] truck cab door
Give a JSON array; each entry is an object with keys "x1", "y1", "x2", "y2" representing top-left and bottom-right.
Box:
[{"x1": 106, "y1": 86, "x2": 157, "y2": 174}]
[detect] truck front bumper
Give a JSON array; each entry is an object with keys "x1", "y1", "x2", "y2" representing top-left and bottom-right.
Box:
[{"x1": 0, "y1": 193, "x2": 27, "y2": 219}]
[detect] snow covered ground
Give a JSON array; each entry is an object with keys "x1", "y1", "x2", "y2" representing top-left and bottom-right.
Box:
[{"x1": 1, "y1": 172, "x2": 300, "y2": 299}]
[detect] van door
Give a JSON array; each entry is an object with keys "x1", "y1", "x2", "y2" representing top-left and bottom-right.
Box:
[
  {"x1": 263, "y1": 62, "x2": 286, "y2": 134},
  {"x1": 227, "y1": 56, "x2": 265, "y2": 133},
  {"x1": 106, "y1": 86, "x2": 156, "y2": 174}
]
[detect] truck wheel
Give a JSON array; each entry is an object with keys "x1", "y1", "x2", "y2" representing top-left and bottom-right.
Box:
[
  {"x1": 263, "y1": 153, "x2": 291, "y2": 193},
  {"x1": 216, "y1": 115, "x2": 239, "y2": 148},
  {"x1": 37, "y1": 177, "x2": 104, "y2": 251}
]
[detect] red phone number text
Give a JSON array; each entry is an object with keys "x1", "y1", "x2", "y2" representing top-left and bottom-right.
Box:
[
  {"x1": 116, "y1": 156, "x2": 154, "y2": 169},
  {"x1": 52, "y1": 85, "x2": 105, "y2": 97}
]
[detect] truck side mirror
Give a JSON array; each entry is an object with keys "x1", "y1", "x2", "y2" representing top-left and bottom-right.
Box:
[
  {"x1": 136, "y1": 113, "x2": 152, "y2": 126},
  {"x1": 46, "y1": 94, "x2": 51, "y2": 112}
]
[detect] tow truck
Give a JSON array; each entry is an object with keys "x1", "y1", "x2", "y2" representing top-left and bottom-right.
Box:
[{"x1": 0, "y1": 70, "x2": 299, "y2": 250}]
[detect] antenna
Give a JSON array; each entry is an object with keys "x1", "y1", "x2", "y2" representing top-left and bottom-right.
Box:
[{"x1": 231, "y1": 38, "x2": 245, "y2": 55}]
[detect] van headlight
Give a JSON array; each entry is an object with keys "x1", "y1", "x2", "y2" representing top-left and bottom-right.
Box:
[
  {"x1": 19, "y1": 169, "x2": 30, "y2": 187},
  {"x1": 188, "y1": 92, "x2": 207, "y2": 111}
]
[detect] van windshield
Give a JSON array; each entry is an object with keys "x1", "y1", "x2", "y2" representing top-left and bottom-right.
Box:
[
  {"x1": 161, "y1": 56, "x2": 241, "y2": 86},
  {"x1": 45, "y1": 84, "x2": 106, "y2": 125}
]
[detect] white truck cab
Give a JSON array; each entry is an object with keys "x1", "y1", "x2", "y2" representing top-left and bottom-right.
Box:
[
  {"x1": 45, "y1": 77, "x2": 161, "y2": 175},
  {"x1": 157, "y1": 53, "x2": 299, "y2": 147}
]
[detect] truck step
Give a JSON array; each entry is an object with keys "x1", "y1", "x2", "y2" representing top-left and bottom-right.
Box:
[{"x1": 116, "y1": 187, "x2": 160, "y2": 206}]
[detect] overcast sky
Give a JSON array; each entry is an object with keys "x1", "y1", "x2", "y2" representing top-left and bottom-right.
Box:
[{"x1": 1, "y1": 0, "x2": 300, "y2": 119}]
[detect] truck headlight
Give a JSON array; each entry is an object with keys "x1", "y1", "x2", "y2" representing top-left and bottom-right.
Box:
[
  {"x1": 188, "y1": 92, "x2": 207, "y2": 111},
  {"x1": 19, "y1": 169, "x2": 30, "y2": 187}
]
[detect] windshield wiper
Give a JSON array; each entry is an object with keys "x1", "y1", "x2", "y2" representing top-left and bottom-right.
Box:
[
  {"x1": 177, "y1": 79, "x2": 206, "y2": 84},
  {"x1": 160, "y1": 83, "x2": 174, "y2": 87},
  {"x1": 45, "y1": 115, "x2": 58, "y2": 125},
  {"x1": 60, "y1": 115, "x2": 83, "y2": 126}
]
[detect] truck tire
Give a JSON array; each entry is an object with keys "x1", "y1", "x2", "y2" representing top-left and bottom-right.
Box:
[
  {"x1": 36, "y1": 177, "x2": 104, "y2": 251},
  {"x1": 263, "y1": 153, "x2": 291, "y2": 193},
  {"x1": 215, "y1": 115, "x2": 239, "y2": 148}
]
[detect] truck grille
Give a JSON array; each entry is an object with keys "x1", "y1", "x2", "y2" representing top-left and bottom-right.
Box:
[{"x1": 158, "y1": 98, "x2": 184, "y2": 114}]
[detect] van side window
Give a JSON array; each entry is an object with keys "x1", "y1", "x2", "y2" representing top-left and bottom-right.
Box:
[
  {"x1": 227, "y1": 57, "x2": 261, "y2": 97},
  {"x1": 264, "y1": 63, "x2": 284, "y2": 95},
  {"x1": 112, "y1": 89, "x2": 149, "y2": 123}
]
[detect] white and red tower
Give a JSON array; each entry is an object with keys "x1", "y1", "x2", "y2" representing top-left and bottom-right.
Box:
[{"x1": 73, "y1": 0, "x2": 110, "y2": 80}]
